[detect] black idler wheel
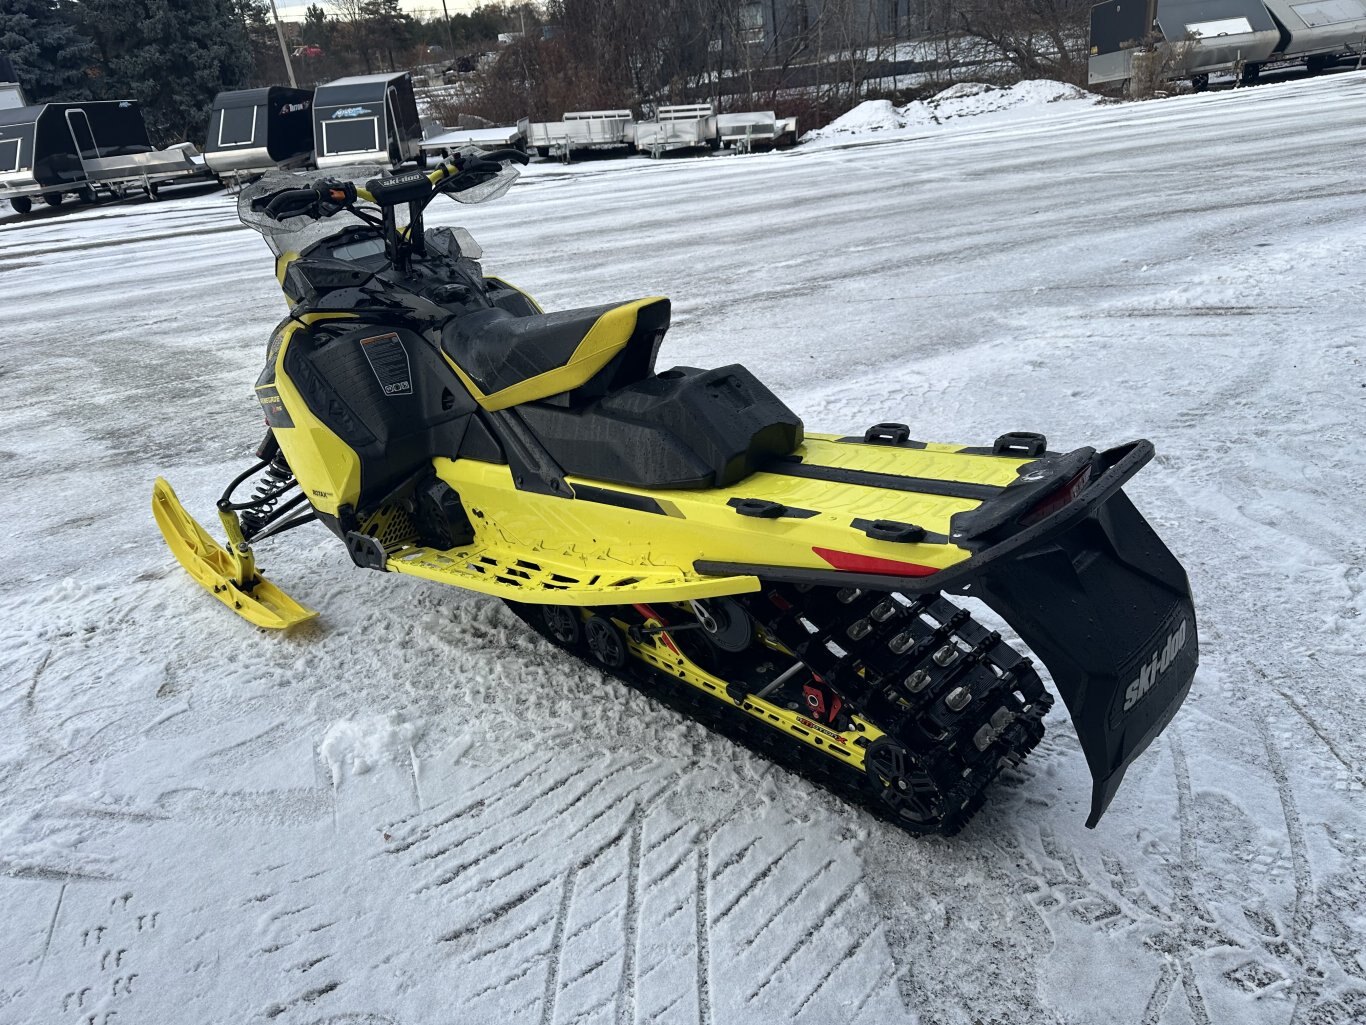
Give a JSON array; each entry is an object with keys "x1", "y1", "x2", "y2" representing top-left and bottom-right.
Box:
[
  {"x1": 584, "y1": 614, "x2": 627, "y2": 669},
  {"x1": 864, "y1": 737, "x2": 945, "y2": 827},
  {"x1": 542, "y1": 605, "x2": 581, "y2": 647},
  {"x1": 691, "y1": 597, "x2": 753, "y2": 653}
]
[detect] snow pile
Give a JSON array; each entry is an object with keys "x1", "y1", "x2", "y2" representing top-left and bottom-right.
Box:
[
  {"x1": 817, "y1": 98, "x2": 904, "y2": 135},
  {"x1": 319, "y1": 713, "x2": 422, "y2": 784},
  {"x1": 805, "y1": 80, "x2": 1095, "y2": 141}
]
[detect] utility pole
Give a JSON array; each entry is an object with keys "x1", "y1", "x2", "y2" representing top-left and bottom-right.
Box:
[
  {"x1": 269, "y1": 0, "x2": 299, "y2": 88},
  {"x1": 440, "y1": 0, "x2": 456, "y2": 57}
]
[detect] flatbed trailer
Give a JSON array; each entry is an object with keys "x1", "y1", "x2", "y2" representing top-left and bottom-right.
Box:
[
  {"x1": 420, "y1": 123, "x2": 525, "y2": 163},
  {"x1": 525, "y1": 110, "x2": 634, "y2": 160},
  {"x1": 634, "y1": 104, "x2": 717, "y2": 156},
  {"x1": 716, "y1": 111, "x2": 798, "y2": 152}
]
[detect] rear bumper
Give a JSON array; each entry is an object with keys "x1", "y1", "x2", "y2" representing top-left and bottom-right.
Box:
[{"x1": 697, "y1": 440, "x2": 1199, "y2": 826}]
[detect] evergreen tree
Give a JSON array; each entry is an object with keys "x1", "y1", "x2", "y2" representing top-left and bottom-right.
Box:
[
  {"x1": 0, "y1": 0, "x2": 94, "y2": 102},
  {"x1": 362, "y1": 0, "x2": 415, "y2": 69},
  {"x1": 302, "y1": 4, "x2": 333, "y2": 48},
  {"x1": 79, "y1": 0, "x2": 254, "y2": 145}
]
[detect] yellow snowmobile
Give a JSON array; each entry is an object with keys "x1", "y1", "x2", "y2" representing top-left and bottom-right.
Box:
[{"x1": 152, "y1": 152, "x2": 1198, "y2": 833}]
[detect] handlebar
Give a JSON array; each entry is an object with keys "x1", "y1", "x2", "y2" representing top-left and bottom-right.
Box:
[
  {"x1": 477, "y1": 149, "x2": 531, "y2": 166},
  {"x1": 251, "y1": 148, "x2": 527, "y2": 222},
  {"x1": 253, "y1": 180, "x2": 356, "y2": 220},
  {"x1": 426, "y1": 148, "x2": 529, "y2": 192}
]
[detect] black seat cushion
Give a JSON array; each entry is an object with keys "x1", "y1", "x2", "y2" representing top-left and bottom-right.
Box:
[{"x1": 440, "y1": 298, "x2": 670, "y2": 408}]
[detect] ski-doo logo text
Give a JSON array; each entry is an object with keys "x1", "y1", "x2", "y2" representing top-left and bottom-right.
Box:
[
  {"x1": 330, "y1": 107, "x2": 371, "y2": 118},
  {"x1": 1123, "y1": 620, "x2": 1189, "y2": 713}
]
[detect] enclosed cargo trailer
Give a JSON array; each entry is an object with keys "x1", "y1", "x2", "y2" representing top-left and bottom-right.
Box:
[
  {"x1": 312, "y1": 72, "x2": 423, "y2": 169},
  {"x1": 1090, "y1": 0, "x2": 1366, "y2": 88},
  {"x1": 204, "y1": 86, "x2": 315, "y2": 183}
]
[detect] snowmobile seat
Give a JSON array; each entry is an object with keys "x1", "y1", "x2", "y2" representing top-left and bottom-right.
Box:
[
  {"x1": 440, "y1": 297, "x2": 669, "y2": 411},
  {"x1": 518, "y1": 364, "x2": 805, "y2": 489}
]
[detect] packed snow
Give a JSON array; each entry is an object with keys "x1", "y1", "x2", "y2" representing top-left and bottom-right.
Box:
[
  {"x1": 2, "y1": 71, "x2": 1365, "y2": 1024},
  {"x1": 802, "y1": 79, "x2": 1097, "y2": 141}
]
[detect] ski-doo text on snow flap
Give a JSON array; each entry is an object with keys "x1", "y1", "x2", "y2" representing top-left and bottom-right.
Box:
[{"x1": 1119, "y1": 616, "x2": 1192, "y2": 718}]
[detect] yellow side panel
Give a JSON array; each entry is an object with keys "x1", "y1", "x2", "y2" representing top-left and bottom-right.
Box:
[
  {"x1": 266, "y1": 313, "x2": 363, "y2": 518},
  {"x1": 433, "y1": 457, "x2": 975, "y2": 582}
]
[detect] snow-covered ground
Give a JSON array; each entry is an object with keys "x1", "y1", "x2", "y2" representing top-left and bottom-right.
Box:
[{"x1": 2, "y1": 72, "x2": 1365, "y2": 1025}]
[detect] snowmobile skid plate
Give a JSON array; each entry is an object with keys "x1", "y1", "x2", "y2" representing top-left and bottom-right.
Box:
[
  {"x1": 151, "y1": 478, "x2": 317, "y2": 630},
  {"x1": 697, "y1": 441, "x2": 1198, "y2": 827}
]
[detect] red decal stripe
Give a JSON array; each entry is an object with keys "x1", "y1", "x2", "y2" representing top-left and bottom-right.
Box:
[{"x1": 812, "y1": 547, "x2": 938, "y2": 577}]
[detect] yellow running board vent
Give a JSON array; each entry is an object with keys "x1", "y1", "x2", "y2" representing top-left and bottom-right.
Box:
[{"x1": 385, "y1": 543, "x2": 759, "y2": 606}]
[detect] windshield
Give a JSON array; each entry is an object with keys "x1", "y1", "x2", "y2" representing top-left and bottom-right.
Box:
[
  {"x1": 236, "y1": 162, "x2": 520, "y2": 257},
  {"x1": 238, "y1": 166, "x2": 400, "y2": 257}
]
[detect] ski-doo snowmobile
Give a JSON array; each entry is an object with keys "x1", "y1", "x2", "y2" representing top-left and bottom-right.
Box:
[{"x1": 152, "y1": 150, "x2": 1198, "y2": 834}]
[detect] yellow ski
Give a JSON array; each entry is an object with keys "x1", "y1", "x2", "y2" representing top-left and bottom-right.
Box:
[{"x1": 151, "y1": 477, "x2": 316, "y2": 630}]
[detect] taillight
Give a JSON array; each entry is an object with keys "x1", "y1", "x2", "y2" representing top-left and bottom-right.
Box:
[{"x1": 1020, "y1": 467, "x2": 1091, "y2": 526}]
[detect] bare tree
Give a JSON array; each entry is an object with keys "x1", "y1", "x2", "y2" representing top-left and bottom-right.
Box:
[{"x1": 938, "y1": 0, "x2": 1092, "y2": 84}]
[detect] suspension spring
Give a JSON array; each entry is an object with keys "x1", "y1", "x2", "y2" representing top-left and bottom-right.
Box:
[{"x1": 239, "y1": 452, "x2": 295, "y2": 538}]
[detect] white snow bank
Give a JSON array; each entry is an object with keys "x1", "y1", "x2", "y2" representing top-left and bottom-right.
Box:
[
  {"x1": 319, "y1": 713, "x2": 422, "y2": 784},
  {"x1": 817, "y1": 98, "x2": 904, "y2": 135},
  {"x1": 804, "y1": 79, "x2": 1095, "y2": 141}
]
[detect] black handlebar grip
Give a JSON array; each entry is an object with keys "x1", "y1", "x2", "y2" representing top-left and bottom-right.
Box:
[
  {"x1": 263, "y1": 188, "x2": 317, "y2": 219},
  {"x1": 478, "y1": 148, "x2": 530, "y2": 166}
]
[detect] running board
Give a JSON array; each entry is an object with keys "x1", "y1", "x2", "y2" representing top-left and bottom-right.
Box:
[{"x1": 384, "y1": 543, "x2": 760, "y2": 606}]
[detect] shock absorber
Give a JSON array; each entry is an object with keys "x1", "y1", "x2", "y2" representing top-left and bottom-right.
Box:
[{"x1": 239, "y1": 451, "x2": 295, "y2": 539}]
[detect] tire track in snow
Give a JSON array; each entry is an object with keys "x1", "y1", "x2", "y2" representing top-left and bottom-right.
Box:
[
  {"x1": 694, "y1": 833, "x2": 712, "y2": 1025},
  {"x1": 35, "y1": 881, "x2": 66, "y2": 978},
  {"x1": 426, "y1": 765, "x2": 661, "y2": 902},
  {"x1": 709, "y1": 839, "x2": 801, "y2": 928},
  {"x1": 1139, "y1": 960, "x2": 1180, "y2": 1025},
  {"x1": 384, "y1": 751, "x2": 556, "y2": 854},
  {"x1": 1272, "y1": 686, "x2": 1364, "y2": 786},
  {"x1": 790, "y1": 917, "x2": 882, "y2": 1019},
  {"x1": 24, "y1": 646, "x2": 51, "y2": 708},
  {"x1": 437, "y1": 880, "x2": 555, "y2": 945},
  {"x1": 416, "y1": 759, "x2": 642, "y2": 891},
  {"x1": 1255, "y1": 708, "x2": 1320, "y2": 1024},
  {"x1": 1166, "y1": 729, "x2": 1212, "y2": 1025},
  {"x1": 615, "y1": 815, "x2": 643, "y2": 1025},
  {"x1": 744, "y1": 874, "x2": 858, "y2": 1005},
  {"x1": 735, "y1": 856, "x2": 838, "y2": 951}
]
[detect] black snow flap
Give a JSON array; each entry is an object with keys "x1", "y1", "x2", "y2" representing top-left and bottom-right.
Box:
[{"x1": 954, "y1": 442, "x2": 1198, "y2": 826}]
